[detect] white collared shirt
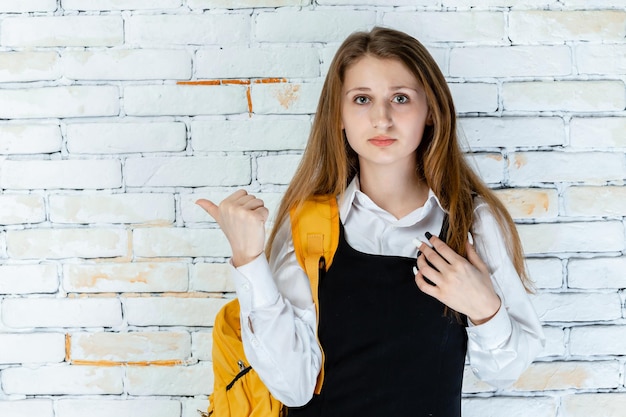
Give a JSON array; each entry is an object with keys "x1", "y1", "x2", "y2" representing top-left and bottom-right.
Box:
[{"x1": 231, "y1": 177, "x2": 545, "y2": 407}]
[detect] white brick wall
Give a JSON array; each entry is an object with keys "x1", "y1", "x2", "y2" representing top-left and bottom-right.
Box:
[{"x1": 0, "y1": 2, "x2": 624, "y2": 416}]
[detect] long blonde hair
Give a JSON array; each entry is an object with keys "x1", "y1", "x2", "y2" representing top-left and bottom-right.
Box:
[{"x1": 267, "y1": 26, "x2": 530, "y2": 289}]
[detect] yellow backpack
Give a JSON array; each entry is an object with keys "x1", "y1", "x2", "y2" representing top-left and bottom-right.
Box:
[{"x1": 203, "y1": 195, "x2": 339, "y2": 417}]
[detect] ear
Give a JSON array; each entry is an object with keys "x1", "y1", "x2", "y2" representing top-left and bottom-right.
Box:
[{"x1": 425, "y1": 112, "x2": 434, "y2": 126}]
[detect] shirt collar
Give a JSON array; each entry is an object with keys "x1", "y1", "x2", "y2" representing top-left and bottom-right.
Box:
[{"x1": 339, "y1": 176, "x2": 446, "y2": 225}]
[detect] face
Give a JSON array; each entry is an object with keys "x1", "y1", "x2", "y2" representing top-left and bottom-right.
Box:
[{"x1": 341, "y1": 55, "x2": 430, "y2": 173}]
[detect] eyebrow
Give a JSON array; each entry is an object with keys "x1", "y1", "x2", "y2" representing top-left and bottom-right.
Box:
[{"x1": 345, "y1": 86, "x2": 420, "y2": 95}]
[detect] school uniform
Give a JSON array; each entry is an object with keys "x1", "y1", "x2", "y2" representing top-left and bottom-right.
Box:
[{"x1": 230, "y1": 177, "x2": 544, "y2": 410}]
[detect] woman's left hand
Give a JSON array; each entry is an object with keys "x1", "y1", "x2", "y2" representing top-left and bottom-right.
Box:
[{"x1": 414, "y1": 234, "x2": 501, "y2": 325}]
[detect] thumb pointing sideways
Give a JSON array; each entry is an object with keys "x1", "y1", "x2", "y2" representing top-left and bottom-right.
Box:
[{"x1": 195, "y1": 199, "x2": 220, "y2": 222}]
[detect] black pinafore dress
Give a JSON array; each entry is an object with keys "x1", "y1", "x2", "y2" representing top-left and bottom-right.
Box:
[{"x1": 289, "y1": 222, "x2": 468, "y2": 417}]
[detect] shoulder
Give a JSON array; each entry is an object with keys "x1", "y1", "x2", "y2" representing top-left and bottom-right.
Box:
[{"x1": 470, "y1": 195, "x2": 512, "y2": 268}]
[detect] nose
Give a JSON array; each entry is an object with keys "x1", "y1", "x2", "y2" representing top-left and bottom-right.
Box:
[{"x1": 370, "y1": 101, "x2": 392, "y2": 129}]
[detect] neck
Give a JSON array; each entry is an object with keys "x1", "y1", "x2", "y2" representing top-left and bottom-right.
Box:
[{"x1": 358, "y1": 161, "x2": 429, "y2": 219}]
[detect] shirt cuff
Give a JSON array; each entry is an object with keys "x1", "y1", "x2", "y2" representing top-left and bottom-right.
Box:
[
  {"x1": 230, "y1": 253, "x2": 280, "y2": 314},
  {"x1": 466, "y1": 302, "x2": 512, "y2": 350}
]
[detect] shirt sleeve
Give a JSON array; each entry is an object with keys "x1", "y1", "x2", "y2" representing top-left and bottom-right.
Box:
[
  {"x1": 466, "y1": 200, "x2": 545, "y2": 388},
  {"x1": 229, "y1": 218, "x2": 322, "y2": 407}
]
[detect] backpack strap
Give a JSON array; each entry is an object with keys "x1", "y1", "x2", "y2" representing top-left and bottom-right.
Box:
[
  {"x1": 290, "y1": 194, "x2": 339, "y2": 305},
  {"x1": 289, "y1": 194, "x2": 339, "y2": 395}
]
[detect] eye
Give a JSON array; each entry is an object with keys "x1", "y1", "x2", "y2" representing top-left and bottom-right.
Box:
[
  {"x1": 354, "y1": 96, "x2": 370, "y2": 104},
  {"x1": 392, "y1": 95, "x2": 409, "y2": 104}
]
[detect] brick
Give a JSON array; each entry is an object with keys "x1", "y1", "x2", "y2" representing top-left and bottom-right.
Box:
[
  {"x1": 513, "y1": 361, "x2": 620, "y2": 391},
  {"x1": 494, "y1": 188, "x2": 558, "y2": 220},
  {"x1": 449, "y1": 83, "x2": 498, "y2": 113},
  {"x1": 0, "y1": 159, "x2": 122, "y2": 190},
  {"x1": 183, "y1": 399, "x2": 210, "y2": 417},
  {"x1": 56, "y1": 399, "x2": 181, "y2": 417},
  {"x1": 0, "y1": 86, "x2": 119, "y2": 119},
  {"x1": 49, "y1": 193, "x2": 175, "y2": 224},
  {"x1": 383, "y1": 12, "x2": 506, "y2": 43},
  {"x1": 0, "y1": 0, "x2": 56, "y2": 12},
  {"x1": 444, "y1": 0, "x2": 552, "y2": 6},
  {"x1": 531, "y1": 292, "x2": 622, "y2": 322},
  {"x1": 1, "y1": 365, "x2": 123, "y2": 395},
  {"x1": 465, "y1": 153, "x2": 504, "y2": 184},
  {"x1": 526, "y1": 258, "x2": 563, "y2": 289},
  {"x1": 6, "y1": 228, "x2": 128, "y2": 260},
  {"x1": 191, "y1": 119, "x2": 309, "y2": 152},
  {"x1": 563, "y1": 186, "x2": 626, "y2": 217},
  {"x1": 502, "y1": 81, "x2": 625, "y2": 112},
  {"x1": 318, "y1": 0, "x2": 429, "y2": 4},
  {"x1": 576, "y1": 44, "x2": 626, "y2": 76},
  {"x1": 124, "y1": 296, "x2": 229, "y2": 326},
  {"x1": 196, "y1": 47, "x2": 319, "y2": 79},
  {"x1": 70, "y1": 331, "x2": 191, "y2": 363},
  {"x1": 0, "y1": 124, "x2": 62, "y2": 154},
  {"x1": 0, "y1": 333, "x2": 65, "y2": 364},
  {"x1": 257, "y1": 155, "x2": 301, "y2": 184},
  {"x1": 180, "y1": 191, "x2": 283, "y2": 224},
  {"x1": 0, "y1": 400, "x2": 53, "y2": 417},
  {"x1": 0, "y1": 195, "x2": 46, "y2": 225},
  {"x1": 67, "y1": 122, "x2": 186, "y2": 154},
  {"x1": 461, "y1": 366, "x2": 496, "y2": 394},
  {"x1": 62, "y1": 0, "x2": 182, "y2": 10},
  {"x1": 189, "y1": 0, "x2": 307, "y2": 7},
  {"x1": 0, "y1": 51, "x2": 61, "y2": 82},
  {"x1": 126, "y1": 363, "x2": 213, "y2": 395},
  {"x1": 0, "y1": 16, "x2": 123, "y2": 47},
  {"x1": 191, "y1": 331, "x2": 212, "y2": 361},
  {"x1": 460, "y1": 117, "x2": 565, "y2": 149},
  {"x1": 570, "y1": 117, "x2": 626, "y2": 148},
  {"x1": 518, "y1": 221, "x2": 624, "y2": 255},
  {"x1": 320, "y1": 46, "x2": 339, "y2": 77},
  {"x1": 562, "y1": 0, "x2": 626, "y2": 5},
  {"x1": 570, "y1": 326, "x2": 626, "y2": 356},
  {"x1": 567, "y1": 257, "x2": 626, "y2": 289},
  {"x1": 126, "y1": 14, "x2": 249, "y2": 46},
  {"x1": 125, "y1": 156, "x2": 250, "y2": 188},
  {"x1": 509, "y1": 11, "x2": 626, "y2": 43},
  {"x1": 63, "y1": 49, "x2": 191, "y2": 81},
  {"x1": 255, "y1": 11, "x2": 375, "y2": 43},
  {"x1": 561, "y1": 393, "x2": 626, "y2": 417},
  {"x1": 0, "y1": 232, "x2": 7, "y2": 259},
  {"x1": 124, "y1": 85, "x2": 247, "y2": 116},
  {"x1": 450, "y1": 46, "x2": 570, "y2": 78},
  {"x1": 190, "y1": 263, "x2": 235, "y2": 293},
  {"x1": 462, "y1": 397, "x2": 557, "y2": 417},
  {"x1": 0, "y1": 264, "x2": 58, "y2": 294},
  {"x1": 251, "y1": 82, "x2": 323, "y2": 115},
  {"x1": 538, "y1": 326, "x2": 566, "y2": 358},
  {"x1": 508, "y1": 152, "x2": 626, "y2": 185},
  {"x1": 63, "y1": 262, "x2": 188, "y2": 293},
  {"x1": 1, "y1": 298, "x2": 122, "y2": 328},
  {"x1": 133, "y1": 228, "x2": 230, "y2": 258}
]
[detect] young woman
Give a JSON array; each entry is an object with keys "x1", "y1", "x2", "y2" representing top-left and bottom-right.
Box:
[{"x1": 198, "y1": 27, "x2": 544, "y2": 416}]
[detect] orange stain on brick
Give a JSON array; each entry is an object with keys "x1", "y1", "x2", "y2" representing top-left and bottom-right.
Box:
[
  {"x1": 176, "y1": 80, "x2": 221, "y2": 86},
  {"x1": 72, "y1": 359, "x2": 185, "y2": 367},
  {"x1": 65, "y1": 334, "x2": 71, "y2": 362},
  {"x1": 176, "y1": 78, "x2": 287, "y2": 115},
  {"x1": 274, "y1": 84, "x2": 301, "y2": 109},
  {"x1": 513, "y1": 154, "x2": 527, "y2": 169}
]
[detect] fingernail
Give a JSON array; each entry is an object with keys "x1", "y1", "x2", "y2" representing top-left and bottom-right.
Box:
[
  {"x1": 468, "y1": 232, "x2": 474, "y2": 245},
  {"x1": 425, "y1": 231, "x2": 433, "y2": 240},
  {"x1": 412, "y1": 238, "x2": 426, "y2": 248},
  {"x1": 412, "y1": 266, "x2": 418, "y2": 276}
]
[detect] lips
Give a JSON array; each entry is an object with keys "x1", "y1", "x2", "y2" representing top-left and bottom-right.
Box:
[{"x1": 369, "y1": 136, "x2": 396, "y2": 147}]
